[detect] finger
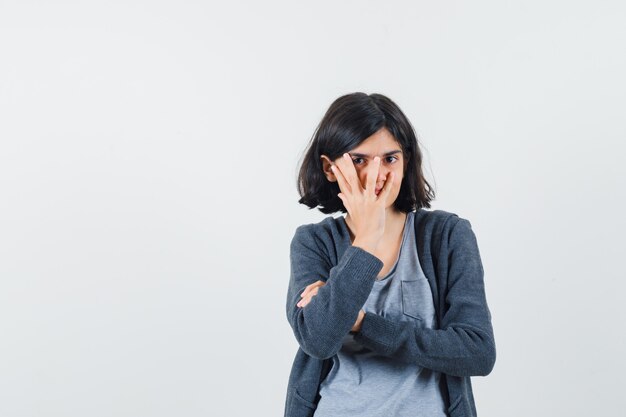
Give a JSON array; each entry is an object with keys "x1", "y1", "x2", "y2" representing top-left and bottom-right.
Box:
[
  {"x1": 380, "y1": 171, "x2": 395, "y2": 201},
  {"x1": 300, "y1": 287, "x2": 314, "y2": 299},
  {"x1": 305, "y1": 280, "x2": 322, "y2": 290},
  {"x1": 337, "y1": 192, "x2": 351, "y2": 213},
  {"x1": 301, "y1": 280, "x2": 324, "y2": 298},
  {"x1": 298, "y1": 294, "x2": 313, "y2": 307},
  {"x1": 304, "y1": 291, "x2": 317, "y2": 304},
  {"x1": 331, "y1": 162, "x2": 351, "y2": 198},
  {"x1": 303, "y1": 287, "x2": 321, "y2": 304},
  {"x1": 367, "y1": 156, "x2": 381, "y2": 197},
  {"x1": 304, "y1": 285, "x2": 322, "y2": 299},
  {"x1": 298, "y1": 294, "x2": 311, "y2": 306},
  {"x1": 337, "y1": 153, "x2": 363, "y2": 193},
  {"x1": 298, "y1": 283, "x2": 323, "y2": 306}
]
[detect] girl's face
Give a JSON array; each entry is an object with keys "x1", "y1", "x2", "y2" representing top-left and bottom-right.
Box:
[{"x1": 321, "y1": 127, "x2": 406, "y2": 208}]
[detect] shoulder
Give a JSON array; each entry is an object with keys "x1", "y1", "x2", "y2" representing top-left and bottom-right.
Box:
[
  {"x1": 415, "y1": 208, "x2": 462, "y2": 229},
  {"x1": 292, "y1": 215, "x2": 340, "y2": 242},
  {"x1": 290, "y1": 216, "x2": 343, "y2": 262},
  {"x1": 414, "y1": 208, "x2": 477, "y2": 241}
]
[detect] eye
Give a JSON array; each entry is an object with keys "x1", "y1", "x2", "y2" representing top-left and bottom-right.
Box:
[{"x1": 352, "y1": 156, "x2": 399, "y2": 165}]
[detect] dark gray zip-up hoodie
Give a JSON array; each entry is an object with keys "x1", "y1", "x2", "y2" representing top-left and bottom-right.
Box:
[{"x1": 284, "y1": 208, "x2": 496, "y2": 417}]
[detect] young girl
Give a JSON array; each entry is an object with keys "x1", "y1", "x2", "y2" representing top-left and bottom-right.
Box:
[{"x1": 284, "y1": 92, "x2": 495, "y2": 417}]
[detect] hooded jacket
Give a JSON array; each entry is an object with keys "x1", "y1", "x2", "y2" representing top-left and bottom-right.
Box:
[{"x1": 284, "y1": 208, "x2": 496, "y2": 417}]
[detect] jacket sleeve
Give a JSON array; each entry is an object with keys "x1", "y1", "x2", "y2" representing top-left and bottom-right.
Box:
[
  {"x1": 286, "y1": 225, "x2": 384, "y2": 360},
  {"x1": 352, "y1": 218, "x2": 496, "y2": 377}
]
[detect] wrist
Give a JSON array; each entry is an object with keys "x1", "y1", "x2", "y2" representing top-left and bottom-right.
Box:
[{"x1": 352, "y1": 239, "x2": 379, "y2": 257}]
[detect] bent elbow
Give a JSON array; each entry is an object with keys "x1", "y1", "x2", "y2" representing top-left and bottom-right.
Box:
[
  {"x1": 452, "y1": 339, "x2": 496, "y2": 377},
  {"x1": 297, "y1": 334, "x2": 340, "y2": 360},
  {"x1": 287, "y1": 307, "x2": 342, "y2": 360},
  {"x1": 475, "y1": 341, "x2": 496, "y2": 376},
  {"x1": 302, "y1": 345, "x2": 337, "y2": 360}
]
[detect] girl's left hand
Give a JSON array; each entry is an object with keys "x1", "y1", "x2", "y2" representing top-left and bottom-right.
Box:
[
  {"x1": 297, "y1": 280, "x2": 325, "y2": 307},
  {"x1": 297, "y1": 280, "x2": 366, "y2": 332}
]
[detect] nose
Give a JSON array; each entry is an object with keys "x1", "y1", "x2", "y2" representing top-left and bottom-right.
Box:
[
  {"x1": 378, "y1": 163, "x2": 391, "y2": 177},
  {"x1": 376, "y1": 166, "x2": 390, "y2": 186}
]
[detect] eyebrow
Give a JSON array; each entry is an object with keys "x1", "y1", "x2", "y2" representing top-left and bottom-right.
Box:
[{"x1": 349, "y1": 150, "x2": 402, "y2": 158}]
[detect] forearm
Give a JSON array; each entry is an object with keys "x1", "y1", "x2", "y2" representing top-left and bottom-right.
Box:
[
  {"x1": 287, "y1": 245, "x2": 383, "y2": 359},
  {"x1": 353, "y1": 312, "x2": 496, "y2": 377}
]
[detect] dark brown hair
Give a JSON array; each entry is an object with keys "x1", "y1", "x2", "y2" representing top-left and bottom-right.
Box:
[{"x1": 296, "y1": 92, "x2": 435, "y2": 214}]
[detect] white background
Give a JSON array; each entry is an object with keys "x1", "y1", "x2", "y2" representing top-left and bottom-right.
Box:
[{"x1": 1, "y1": 1, "x2": 624, "y2": 416}]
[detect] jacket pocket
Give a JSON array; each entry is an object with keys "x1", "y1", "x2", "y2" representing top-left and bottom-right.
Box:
[
  {"x1": 292, "y1": 386, "x2": 318, "y2": 410},
  {"x1": 401, "y1": 278, "x2": 433, "y2": 321},
  {"x1": 447, "y1": 395, "x2": 464, "y2": 416}
]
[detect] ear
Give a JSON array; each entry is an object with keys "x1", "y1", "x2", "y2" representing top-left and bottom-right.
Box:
[{"x1": 320, "y1": 155, "x2": 337, "y2": 182}]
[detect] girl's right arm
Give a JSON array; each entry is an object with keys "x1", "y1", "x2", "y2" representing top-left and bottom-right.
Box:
[{"x1": 285, "y1": 224, "x2": 384, "y2": 359}]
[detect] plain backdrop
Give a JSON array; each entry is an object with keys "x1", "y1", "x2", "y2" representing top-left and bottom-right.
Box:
[{"x1": 1, "y1": 1, "x2": 624, "y2": 416}]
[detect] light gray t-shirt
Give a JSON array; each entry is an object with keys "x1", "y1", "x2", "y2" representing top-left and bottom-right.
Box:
[{"x1": 313, "y1": 211, "x2": 449, "y2": 416}]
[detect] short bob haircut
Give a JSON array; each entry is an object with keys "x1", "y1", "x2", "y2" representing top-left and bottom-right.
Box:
[{"x1": 297, "y1": 92, "x2": 435, "y2": 215}]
